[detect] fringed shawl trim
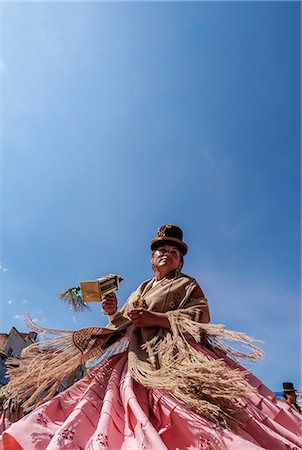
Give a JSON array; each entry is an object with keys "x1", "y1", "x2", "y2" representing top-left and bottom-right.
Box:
[
  {"x1": 128, "y1": 308, "x2": 264, "y2": 429},
  {"x1": 2, "y1": 316, "x2": 128, "y2": 412},
  {"x1": 3, "y1": 302, "x2": 264, "y2": 429}
]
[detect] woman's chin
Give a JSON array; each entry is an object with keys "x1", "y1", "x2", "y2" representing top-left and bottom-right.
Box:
[{"x1": 158, "y1": 264, "x2": 176, "y2": 274}]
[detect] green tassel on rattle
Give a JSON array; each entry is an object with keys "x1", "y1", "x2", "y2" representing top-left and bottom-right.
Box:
[
  {"x1": 59, "y1": 274, "x2": 123, "y2": 313},
  {"x1": 59, "y1": 287, "x2": 90, "y2": 312}
]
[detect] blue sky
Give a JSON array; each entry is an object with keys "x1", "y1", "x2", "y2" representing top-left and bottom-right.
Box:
[{"x1": 1, "y1": 1, "x2": 300, "y2": 392}]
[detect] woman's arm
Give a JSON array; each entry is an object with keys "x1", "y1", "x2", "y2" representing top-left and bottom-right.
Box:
[{"x1": 102, "y1": 292, "x2": 118, "y2": 315}]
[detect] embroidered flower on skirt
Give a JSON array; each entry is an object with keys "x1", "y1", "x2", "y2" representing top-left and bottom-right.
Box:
[
  {"x1": 96, "y1": 433, "x2": 109, "y2": 446},
  {"x1": 59, "y1": 428, "x2": 75, "y2": 440},
  {"x1": 36, "y1": 412, "x2": 48, "y2": 427}
]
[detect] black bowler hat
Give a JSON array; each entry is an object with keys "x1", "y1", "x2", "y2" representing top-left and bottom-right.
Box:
[
  {"x1": 282, "y1": 382, "x2": 297, "y2": 393},
  {"x1": 150, "y1": 224, "x2": 188, "y2": 255}
]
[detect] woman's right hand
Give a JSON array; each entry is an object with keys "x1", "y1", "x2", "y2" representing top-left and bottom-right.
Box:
[{"x1": 102, "y1": 292, "x2": 118, "y2": 315}]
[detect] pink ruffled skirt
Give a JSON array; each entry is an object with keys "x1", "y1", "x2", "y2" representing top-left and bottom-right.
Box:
[{"x1": 0, "y1": 347, "x2": 301, "y2": 450}]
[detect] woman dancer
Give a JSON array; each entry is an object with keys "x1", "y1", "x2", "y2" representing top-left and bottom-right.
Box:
[{"x1": 1, "y1": 225, "x2": 301, "y2": 449}]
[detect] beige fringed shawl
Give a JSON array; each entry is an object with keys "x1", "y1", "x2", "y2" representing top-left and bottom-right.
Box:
[{"x1": 4, "y1": 273, "x2": 263, "y2": 429}]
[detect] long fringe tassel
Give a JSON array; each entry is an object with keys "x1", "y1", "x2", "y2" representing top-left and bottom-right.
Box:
[
  {"x1": 2, "y1": 316, "x2": 125, "y2": 413},
  {"x1": 3, "y1": 319, "x2": 82, "y2": 412},
  {"x1": 129, "y1": 310, "x2": 264, "y2": 429},
  {"x1": 86, "y1": 336, "x2": 129, "y2": 370},
  {"x1": 169, "y1": 311, "x2": 264, "y2": 362}
]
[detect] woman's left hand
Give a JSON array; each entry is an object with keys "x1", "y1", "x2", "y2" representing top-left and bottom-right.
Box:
[{"x1": 128, "y1": 308, "x2": 170, "y2": 329}]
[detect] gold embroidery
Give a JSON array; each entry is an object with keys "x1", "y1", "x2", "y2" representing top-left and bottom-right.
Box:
[
  {"x1": 173, "y1": 292, "x2": 182, "y2": 302},
  {"x1": 133, "y1": 294, "x2": 148, "y2": 309}
]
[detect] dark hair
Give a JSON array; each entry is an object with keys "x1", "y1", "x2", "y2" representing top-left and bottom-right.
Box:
[{"x1": 179, "y1": 253, "x2": 184, "y2": 270}]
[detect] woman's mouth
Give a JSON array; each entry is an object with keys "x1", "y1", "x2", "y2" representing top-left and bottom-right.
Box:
[{"x1": 159, "y1": 257, "x2": 171, "y2": 264}]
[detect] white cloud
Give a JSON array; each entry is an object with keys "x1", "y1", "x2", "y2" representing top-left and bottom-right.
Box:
[
  {"x1": 31, "y1": 316, "x2": 46, "y2": 324},
  {"x1": 0, "y1": 60, "x2": 6, "y2": 72},
  {"x1": 6, "y1": 299, "x2": 14, "y2": 305},
  {"x1": 31, "y1": 310, "x2": 46, "y2": 324},
  {"x1": 0, "y1": 263, "x2": 8, "y2": 273},
  {"x1": 22, "y1": 299, "x2": 28, "y2": 305},
  {"x1": 13, "y1": 314, "x2": 25, "y2": 320}
]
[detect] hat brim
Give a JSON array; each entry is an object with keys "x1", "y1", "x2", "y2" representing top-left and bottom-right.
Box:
[
  {"x1": 151, "y1": 237, "x2": 188, "y2": 255},
  {"x1": 282, "y1": 389, "x2": 297, "y2": 392}
]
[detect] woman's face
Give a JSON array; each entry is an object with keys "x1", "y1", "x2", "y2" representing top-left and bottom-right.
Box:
[
  {"x1": 287, "y1": 392, "x2": 297, "y2": 404},
  {"x1": 151, "y1": 245, "x2": 182, "y2": 275}
]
